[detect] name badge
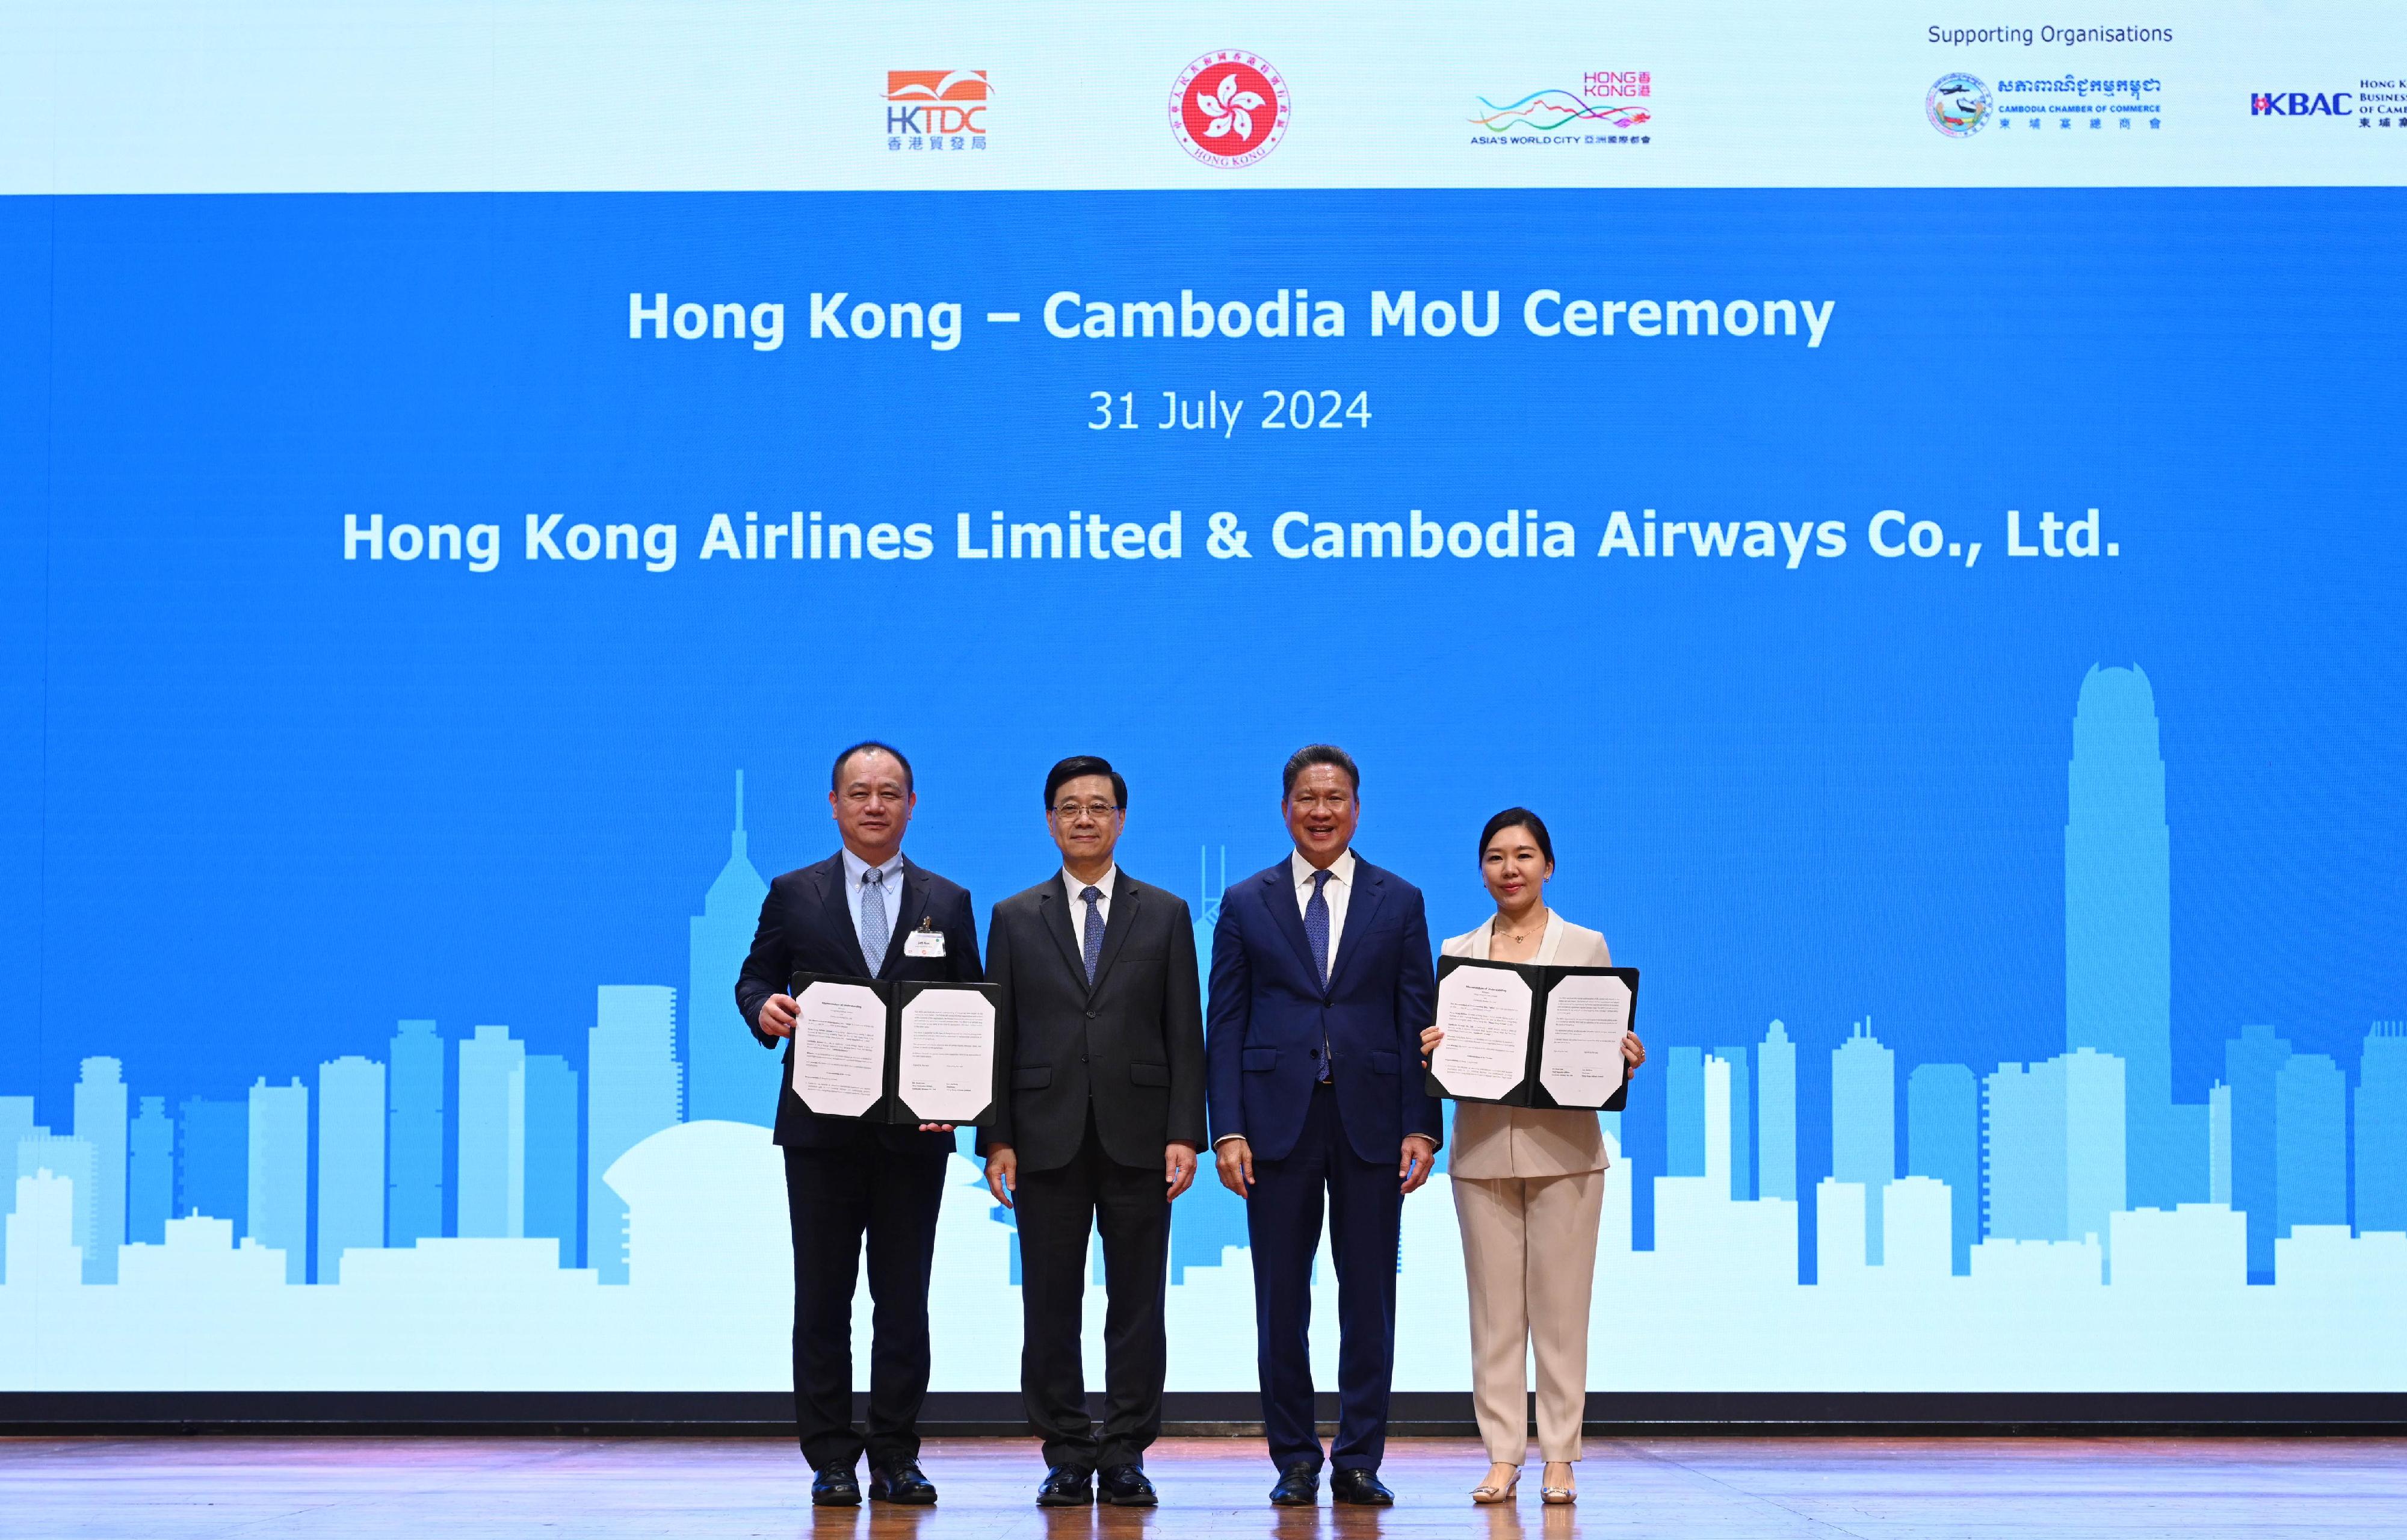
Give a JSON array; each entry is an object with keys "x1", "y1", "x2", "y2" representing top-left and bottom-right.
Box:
[{"x1": 903, "y1": 923, "x2": 946, "y2": 959}]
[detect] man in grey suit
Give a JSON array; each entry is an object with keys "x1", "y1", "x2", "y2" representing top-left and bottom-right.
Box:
[{"x1": 979, "y1": 756, "x2": 1207, "y2": 1509}]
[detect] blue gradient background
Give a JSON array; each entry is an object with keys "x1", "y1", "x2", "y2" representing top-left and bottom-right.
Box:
[{"x1": 2, "y1": 187, "x2": 2402, "y2": 1276}]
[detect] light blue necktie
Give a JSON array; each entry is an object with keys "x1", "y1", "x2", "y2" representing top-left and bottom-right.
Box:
[
  {"x1": 860, "y1": 867, "x2": 891, "y2": 976},
  {"x1": 1080, "y1": 885, "x2": 1105, "y2": 986}
]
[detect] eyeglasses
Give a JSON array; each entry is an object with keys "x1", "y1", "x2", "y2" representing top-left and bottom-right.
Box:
[{"x1": 1051, "y1": 802, "x2": 1122, "y2": 820}]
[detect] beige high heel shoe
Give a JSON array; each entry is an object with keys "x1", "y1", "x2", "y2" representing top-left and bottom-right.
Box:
[
  {"x1": 1540, "y1": 1462, "x2": 1577, "y2": 1505},
  {"x1": 1470, "y1": 1466, "x2": 1521, "y2": 1504}
]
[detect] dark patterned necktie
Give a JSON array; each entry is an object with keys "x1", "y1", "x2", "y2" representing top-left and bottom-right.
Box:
[{"x1": 1080, "y1": 885, "x2": 1105, "y2": 986}]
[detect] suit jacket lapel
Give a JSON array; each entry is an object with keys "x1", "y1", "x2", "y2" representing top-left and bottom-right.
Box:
[
  {"x1": 1535, "y1": 912, "x2": 1563, "y2": 966},
  {"x1": 1038, "y1": 882, "x2": 1089, "y2": 989},
  {"x1": 1325, "y1": 861, "x2": 1388, "y2": 996},
  {"x1": 1261, "y1": 863, "x2": 1323, "y2": 991},
  {"x1": 1087, "y1": 880, "x2": 1141, "y2": 995},
  {"x1": 815, "y1": 856, "x2": 863, "y2": 975}
]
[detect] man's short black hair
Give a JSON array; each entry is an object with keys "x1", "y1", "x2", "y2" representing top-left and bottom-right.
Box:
[
  {"x1": 1044, "y1": 755, "x2": 1128, "y2": 810},
  {"x1": 1282, "y1": 743, "x2": 1361, "y2": 798},
  {"x1": 831, "y1": 740, "x2": 915, "y2": 794}
]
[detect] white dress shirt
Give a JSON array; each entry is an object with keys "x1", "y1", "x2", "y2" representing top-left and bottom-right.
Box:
[
  {"x1": 1290, "y1": 848, "x2": 1357, "y2": 974},
  {"x1": 839, "y1": 846, "x2": 908, "y2": 960},
  {"x1": 1062, "y1": 864, "x2": 1119, "y2": 955}
]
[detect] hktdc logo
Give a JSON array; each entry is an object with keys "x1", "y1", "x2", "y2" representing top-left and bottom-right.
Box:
[
  {"x1": 887, "y1": 70, "x2": 989, "y2": 150},
  {"x1": 2251, "y1": 90, "x2": 2352, "y2": 117},
  {"x1": 1170, "y1": 52, "x2": 1290, "y2": 167}
]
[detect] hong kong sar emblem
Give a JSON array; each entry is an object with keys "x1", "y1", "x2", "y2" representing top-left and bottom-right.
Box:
[{"x1": 1170, "y1": 51, "x2": 1290, "y2": 167}]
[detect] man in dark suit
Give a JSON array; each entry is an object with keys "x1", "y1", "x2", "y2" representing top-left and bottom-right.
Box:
[
  {"x1": 735, "y1": 740, "x2": 982, "y2": 1509},
  {"x1": 1205, "y1": 744, "x2": 1439, "y2": 1508},
  {"x1": 978, "y1": 755, "x2": 1205, "y2": 1509}
]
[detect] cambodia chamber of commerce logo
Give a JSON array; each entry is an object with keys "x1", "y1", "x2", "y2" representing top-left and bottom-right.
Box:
[
  {"x1": 886, "y1": 70, "x2": 988, "y2": 152},
  {"x1": 1927, "y1": 72, "x2": 1992, "y2": 137},
  {"x1": 1169, "y1": 51, "x2": 1290, "y2": 167},
  {"x1": 1470, "y1": 70, "x2": 1654, "y2": 146}
]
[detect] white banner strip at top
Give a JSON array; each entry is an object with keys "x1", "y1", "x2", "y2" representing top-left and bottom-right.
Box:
[{"x1": 2, "y1": 0, "x2": 2403, "y2": 194}]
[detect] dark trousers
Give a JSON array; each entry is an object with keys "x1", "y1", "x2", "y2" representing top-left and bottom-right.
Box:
[
  {"x1": 1015, "y1": 1115, "x2": 1170, "y2": 1471},
  {"x1": 782, "y1": 1136, "x2": 950, "y2": 1471},
  {"x1": 1245, "y1": 1082, "x2": 1402, "y2": 1473}
]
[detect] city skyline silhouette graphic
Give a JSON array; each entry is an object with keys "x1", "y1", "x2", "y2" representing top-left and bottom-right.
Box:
[{"x1": 5, "y1": 668, "x2": 2406, "y2": 1393}]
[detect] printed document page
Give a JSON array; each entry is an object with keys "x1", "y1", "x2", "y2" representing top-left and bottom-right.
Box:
[
  {"x1": 1432, "y1": 965, "x2": 1531, "y2": 1102},
  {"x1": 792, "y1": 980, "x2": 887, "y2": 1118},
  {"x1": 897, "y1": 989, "x2": 995, "y2": 1124},
  {"x1": 1539, "y1": 973, "x2": 1631, "y2": 1108}
]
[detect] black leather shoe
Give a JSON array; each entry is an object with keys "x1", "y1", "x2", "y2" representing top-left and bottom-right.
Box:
[
  {"x1": 1268, "y1": 1461, "x2": 1320, "y2": 1506},
  {"x1": 1096, "y1": 1465, "x2": 1157, "y2": 1506},
  {"x1": 1330, "y1": 1468, "x2": 1395, "y2": 1506},
  {"x1": 810, "y1": 1465, "x2": 861, "y2": 1507},
  {"x1": 1036, "y1": 1466, "x2": 1093, "y2": 1507},
  {"x1": 868, "y1": 1460, "x2": 938, "y2": 1505}
]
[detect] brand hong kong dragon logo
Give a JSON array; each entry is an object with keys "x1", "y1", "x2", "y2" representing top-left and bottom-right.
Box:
[{"x1": 1170, "y1": 51, "x2": 1290, "y2": 167}]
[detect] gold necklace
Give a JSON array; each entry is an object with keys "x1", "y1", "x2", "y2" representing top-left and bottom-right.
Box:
[{"x1": 1495, "y1": 911, "x2": 1546, "y2": 945}]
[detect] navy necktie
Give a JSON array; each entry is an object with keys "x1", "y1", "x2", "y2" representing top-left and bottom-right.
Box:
[
  {"x1": 1080, "y1": 885, "x2": 1105, "y2": 986},
  {"x1": 1304, "y1": 868, "x2": 1333, "y2": 988},
  {"x1": 1305, "y1": 868, "x2": 1333, "y2": 1082}
]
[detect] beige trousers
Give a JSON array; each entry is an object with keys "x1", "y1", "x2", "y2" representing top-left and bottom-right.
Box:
[{"x1": 1450, "y1": 1167, "x2": 1605, "y2": 1463}]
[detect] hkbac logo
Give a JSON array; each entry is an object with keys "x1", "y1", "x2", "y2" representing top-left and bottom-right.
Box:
[
  {"x1": 1927, "y1": 73, "x2": 1992, "y2": 137},
  {"x1": 2251, "y1": 90, "x2": 2352, "y2": 117},
  {"x1": 887, "y1": 70, "x2": 988, "y2": 151},
  {"x1": 1170, "y1": 52, "x2": 1290, "y2": 168}
]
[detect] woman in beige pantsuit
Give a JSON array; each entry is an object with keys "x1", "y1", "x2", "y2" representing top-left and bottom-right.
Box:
[{"x1": 1422, "y1": 808, "x2": 1644, "y2": 1506}]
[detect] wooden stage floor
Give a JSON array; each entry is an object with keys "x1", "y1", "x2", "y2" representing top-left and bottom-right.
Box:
[{"x1": 6, "y1": 1433, "x2": 2406, "y2": 1538}]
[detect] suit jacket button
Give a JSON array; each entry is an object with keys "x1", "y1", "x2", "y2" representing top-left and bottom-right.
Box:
[{"x1": 1086, "y1": 1010, "x2": 1098, "y2": 1019}]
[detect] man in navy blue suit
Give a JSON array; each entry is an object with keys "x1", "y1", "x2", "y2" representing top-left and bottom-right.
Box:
[
  {"x1": 736, "y1": 741, "x2": 982, "y2": 1511},
  {"x1": 1205, "y1": 744, "x2": 1440, "y2": 1507}
]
